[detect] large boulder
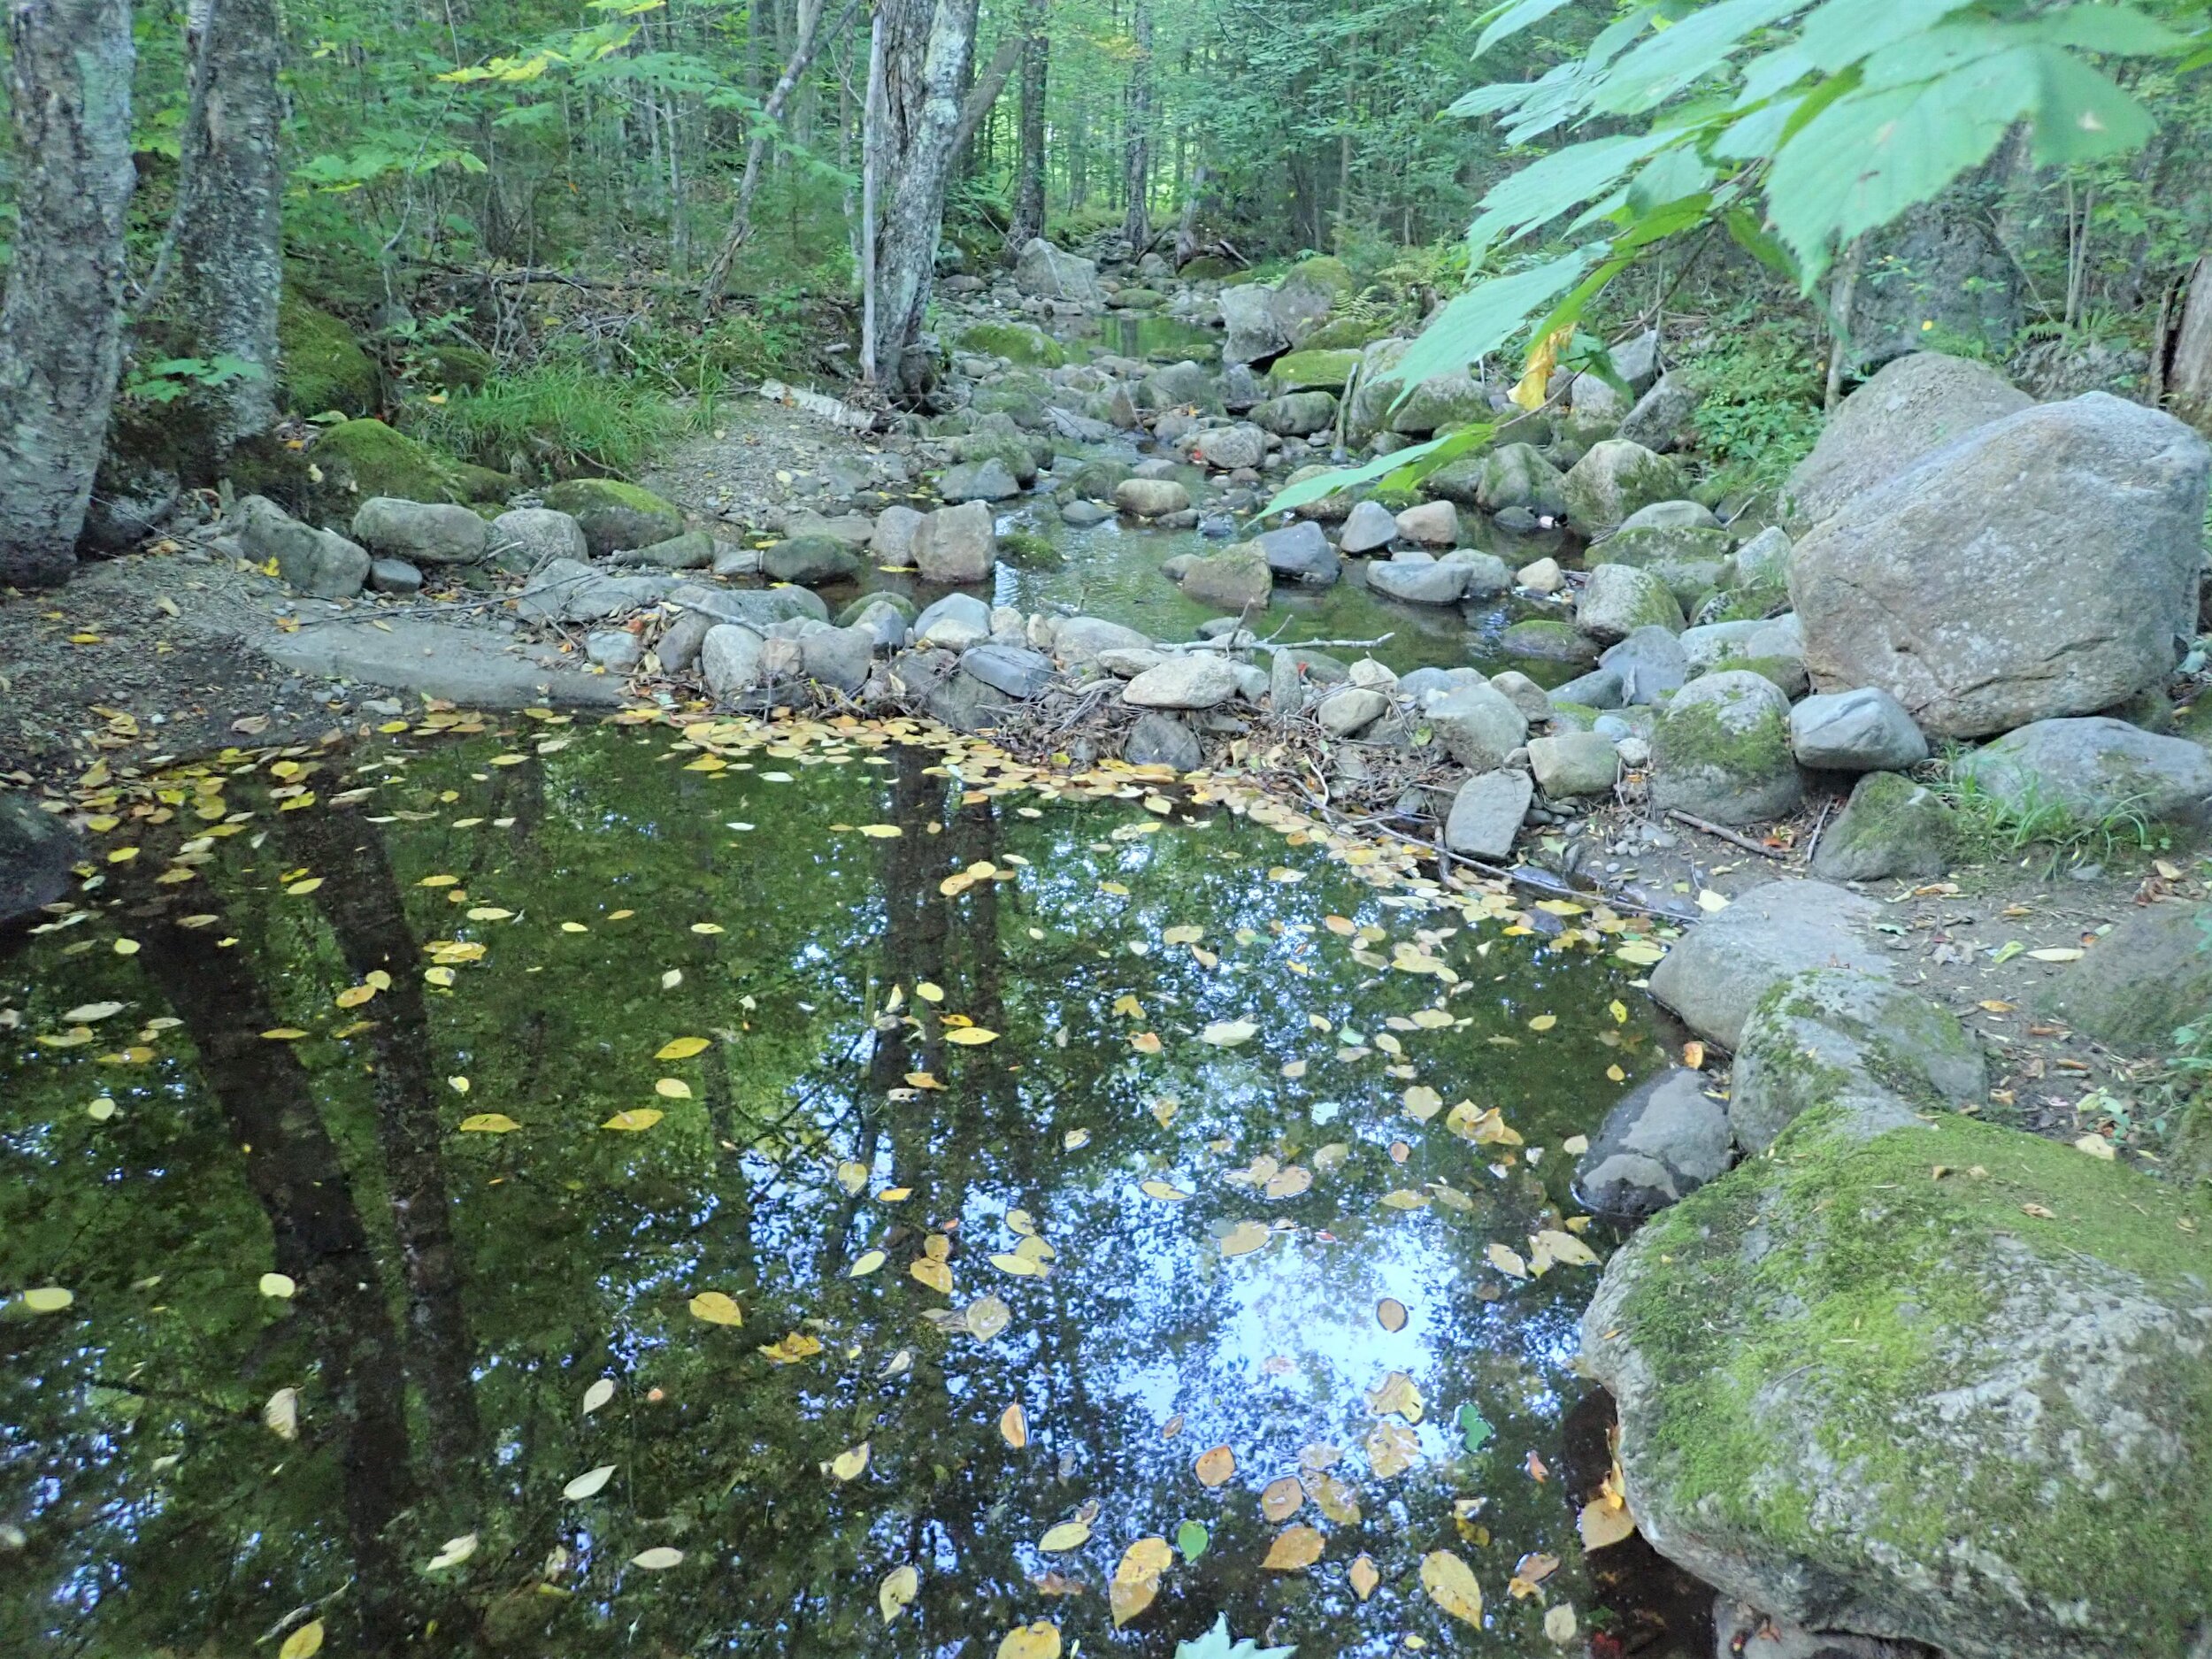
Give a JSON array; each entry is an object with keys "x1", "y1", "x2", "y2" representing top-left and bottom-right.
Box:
[
  {"x1": 1652, "y1": 671, "x2": 1801, "y2": 826},
  {"x1": 1250, "y1": 390, "x2": 1338, "y2": 437},
  {"x1": 1788, "y1": 351, "x2": 2033, "y2": 526},
  {"x1": 1426, "y1": 681, "x2": 1528, "y2": 772},
  {"x1": 1593, "y1": 525, "x2": 1732, "y2": 610},
  {"x1": 1267, "y1": 348, "x2": 1362, "y2": 393},
  {"x1": 490, "y1": 507, "x2": 588, "y2": 569},
  {"x1": 1789, "y1": 687, "x2": 1929, "y2": 772},
  {"x1": 1577, "y1": 563, "x2": 1686, "y2": 643},
  {"x1": 762, "y1": 534, "x2": 862, "y2": 587},
  {"x1": 350, "y1": 497, "x2": 488, "y2": 565},
  {"x1": 1, "y1": 793, "x2": 80, "y2": 929},
  {"x1": 541, "y1": 479, "x2": 685, "y2": 557},
  {"x1": 1012, "y1": 238, "x2": 1102, "y2": 304},
  {"x1": 1562, "y1": 440, "x2": 1688, "y2": 534},
  {"x1": 1137, "y1": 360, "x2": 1220, "y2": 414},
  {"x1": 1443, "y1": 770, "x2": 1532, "y2": 860},
  {"x1": 1617, "y1": 369, "x2": 1699, "y2": 453},
  {"x1": 1115, "y1": 478, "x2": 1191, "y2": 518},
  {"x1": 237, "y1": 495, "x2": 370, "y2": 600},
  {"x1": 1730, "y1": 968, "x2": 1985, "y2": 1153},
  {"x1": 1955, "y1": 717, "x2": 2212, "y2": 828},
  {"x1": 1179, "y1": 547, "x2": 1272, "y2": 609},
  {"x1": 1190, "y1": 424, "x2": 1267, "y2": 472},
  {"x1": 1220, "y1": 284, "x2": 1294, "y2": 366},
  {"x1": 1257, "y1": 521, "x2": 1339, "y2": 588},
  {"x1": 1575, "y1": 1069, "x2": 1732, "y2": 1221},
  {"x1": 1582, "y1": 1104, "x2": 2212, "y2": 1659},
  {"x1": 1811, "y1": 772, "x2": 1957, "y2": 884},
  {"x1": 2035, "y1": 902, "x2": 2212, "y2": 1054},
  {"x1": 1791, "y1": 394, "x2": 2209, "y2": 738},
  {"x1": 278, "y1": 295, "x2": 380, "y2": 417},
  {"x1": 1648, "y1": 879, "x2": 1889, "y2": 1049},
  {"x1": 1368, "y1": 556, "x2": 1471, "y2": 606},
  {"x1": 1123, "y1": 655, "x2": 1241, "y2": 710},
  {"x1": 913, "y1": 500, "x2": 997, "y2": 585}
]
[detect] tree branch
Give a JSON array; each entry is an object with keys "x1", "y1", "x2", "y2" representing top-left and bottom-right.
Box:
[{"x1": 952, "y1": 37, "x2": 1024, "y2": 155}]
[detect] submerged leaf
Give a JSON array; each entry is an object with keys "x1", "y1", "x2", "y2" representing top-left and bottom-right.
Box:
[
  {"x1": 828, "y1": 1441, "x2": 871, "y2": 1481},
  {"x1": 1176, "y1": 1518, "x2": 1210, "y2": 1560},
  {"x1": 1001, "y1": 1401, "x2": 1029, "y2": 1448},
  {"x1": 997, "y1": 1622, "x2": 1061, "y2": 1659},
  {"x1": 1194, "y1": 1444, "x2": 1237, "y2": 1487}
]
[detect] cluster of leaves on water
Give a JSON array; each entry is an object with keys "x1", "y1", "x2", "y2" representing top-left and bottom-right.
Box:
[{"x1": 1, "y1": 703, "x2": 1688, "y2": 1654}]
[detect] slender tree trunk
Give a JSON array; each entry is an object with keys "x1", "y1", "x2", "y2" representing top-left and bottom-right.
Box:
[
  {"x1": 1007, "y1": 0, "x2": 1048, "y2": 250},
  {"x1": 0, "y1": 0, "x2": 136, "y2": 588},
  {"x1": 951, "y1": 35, "x2": 1021, "y2": 156},
  {"x1": 1120, "y1": 0, "x2": 1150, "y2": 251},
  {"x1": 869, "y1": 0, "x2": 983, "y2": 385},
  {"x1": 859, "y1": 7, "x2": 887, "y2": 383},
  {"x1": 703, "y1": 0, "x2": 862, "y2": 304},
  {"x1": 168, "y1": 0, "x2": 285, "y2": 449}
]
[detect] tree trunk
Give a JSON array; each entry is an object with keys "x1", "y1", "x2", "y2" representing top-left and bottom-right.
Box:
[
  {"x1": 951, "y1": 35, "x2": 1021, "y2": 156},
  {"x1": 867, "y1": 0, "x2": 983, "y2": 386},
  {"x1": 1007, "y1": 0, "x2": 1048, "y2": 251},
  {"x1": 860, "y1": 7, "x2": 887, "y2": 383},
  {"x1": 0, "y1": 0, "x2": 136, "y2": 588},
  {"x1": 2168, "y1": 256, "x2": 2212, "y2": 432},
  {"x1": 1120, "y1": 0, "x2": 1151, "y2": 251},
  {"x1": 169, "y1": 0, "x2": 285, "y2": 449}
]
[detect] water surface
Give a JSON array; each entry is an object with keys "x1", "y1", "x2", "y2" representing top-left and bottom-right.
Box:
[{"x1": 2, "y1": 716, "x2": 1689, "y2": 1656}]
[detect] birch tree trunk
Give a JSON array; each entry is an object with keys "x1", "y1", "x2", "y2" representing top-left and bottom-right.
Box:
[
  {"x1": 1006, "y1": 0, "x2": 1049, "y2": 251},
  {"x1": 0, "y1": 0, "x2": 136, "y2": 588},
  {"x1": 169, "y1": 0, "x2": 285, "y2": 450},
  {"x1": 867, "y1": 0, "x2": 981, "y2": 388}
]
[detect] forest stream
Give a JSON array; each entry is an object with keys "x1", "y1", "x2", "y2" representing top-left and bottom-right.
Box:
[{"x1": 1, "y1": 712, "x2": 1709, "y2": 1657}]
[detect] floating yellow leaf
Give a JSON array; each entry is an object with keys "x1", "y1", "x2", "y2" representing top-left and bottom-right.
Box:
[
  {"x1": 563, "y1": 1463, "x2": 616, "y2": 1501},
  {"x1": 1487, "y1": 1241, "x2": 1529, "y2": 1279},
  {"x1": 1366, "y1": 1371, "x2": 1424, "y2": 1423},
  {"x1": 1194, "y1": 1444, "x2": 1236, "y2": 1486},
  {"x1": 602, "y1": 1109, "x2": 664, "y2": 1132},
  {"x1": 458, "y1": 1113, "x2": 520, "y2": 1133},
  {"x1": 1532, "y1": 1228, "x2": 1599, "y2": 1267},
  {"x1": 582, "y1": 1378, "x2": 616, "y2": 1414},
  {"x1": 1140, "y1": 1179, "x2": 1190, "y2": 1202},
  {"x1": 946, "y1": 1026, "x2": 999, "y2": 1045},
  {"x1": 334, "y1": 984, "x2": 377, "y2": 1009},
  {"x1": 1545, "y1": 1604, "x2": 1579, "y2": 1644},
  {"x1": 654, "y1": 1077, "x2": 693, "y2": 1099},
  {"x1": 857, "y1": 824, "x2": 904, "y2": 839},
  {"x1": 1579, "y1": 1497, "x2": 1636, "y2": 1551},
  {"x1": 849, "y1": 1249, "x2": 887, "y2": 1277},
  {"x1": 879, "y1": 1563, "x2": 920, "y2": 1623},
  {"x1": 687, "y1": 1291, "x2": 743, "y2": 1326},
  {"x1": 1377, "y1": 1297, "x2": 1409, "y2": 1333},
  {"x1": 991, "y1": 1252, "x2": 1043, "y2": 1278},
  {"x1": 1131, "y1": 1031, "x2": 1164, "y2": 1054},
  {"x1": 1219, "y1": 1220, "x2": 1271, "y2": 1257},
  {"x1": 1163, "y1": 925, "x2": 1203, "y2": 945},
  {"x1": 1350, "y1": 1554, "x2": 1380, "y2": 1601},
  {"x1": 1110, "y1": 1535, "x2": 1173, "y2": 1626},
  {"x1": 829, "y1": 1441, "x2": 871, "y2": 1481},
  {"x1": 657, "y1": 1036, "x2": 710, "y2": 1060},
  {"x1": 258, "y1": 1272, "x2": 296, "y2": 1300},
  {"x1": 997, "y1": 1622, "x2": 1061, "y2": 1659},
  {"x1": 910, "y1": 1256, "x2": 953, "y2": 1294},
  {"x1": 1421, "y1": 1548, "x2": 1486, "y2": 1626},
  {"x1": 1201, "y1": 1018, "x2": 1257, "y2": 1046},
  {"x1": 1310, "y1": 1471, "x2": 1362, "y2": 1524},
  {"x1": 426, "y1": 1532, "x2": 477, "y2": 1570},
  {"x1": 20, "y1": 1286, "x2": 73, "y2": 1313},
  {"x1": 1365, "y1": 1421, "x2": 1419, "y2": 1477},
  {"x1": 759, "y1": 1331, "x2": 823, "y2": 1363},
  {"x1": 264, "y1": 1386, "x2": 299, "y2": 1440},
  {"x1": 1263, "y1": 1523, "x2": 1325, "y2": 1571},
  {"x1": 631, "y1": 1546, "x2": 684, "y2": 1570},
  {"x1": 965, "y1": 1294, "x2": 1012, "y2": 1340},
  {"x1": 418, "y1": 874, "x2": 459, "y2": 888},
  {"x1": 261, "y1": 1028, "x2": 307, "y2": 1041},
  {"x1": 1038, "y1": 1519, "x2": 1091, "y2": 1552},
  {"x1": 1527, "y1": 1013, "x2": 1557, "y2": 1032},
  {"x1": 1001, "y1": 1402, "x2": 1029, "y2": 1448},
  {"x1": 915, "y1": 981, "x2": 945, "y2": 1003},
  {"x1": 1260, "y1": 1475, "x2": 1305, "y2": 1521},
  {"x1": 279, "y1": 1620, "x2": 325, "y2": 1659}
]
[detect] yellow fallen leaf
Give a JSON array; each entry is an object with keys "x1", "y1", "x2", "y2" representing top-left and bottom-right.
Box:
[
  {"x1": 857, "y1": 824, "x2": 903, "y2": 839},
  {"x1": 1038, "y1": 1519, "x2": 1091, "y2": 1551},
  {"x1": 828, "y1": 1441, "x2": 870, "y2": 1481},
  {"x1": 263, "y1": 1386, "x2": 299, "y2": 1440},
  {"x1": 1219, "y1": 1220, "x2": 1272, "y2": 1257},
  {"x1": 997, "y1": 1622, "x2": 1061, "y2": 1659},
  {"x1": 1350, "y1": 1553, "x2": 1380, "y2": 1601},
  {"x1": 946, "y1": 1026, "x2": 999, "y2": 1045},
  {"x1": 458, "y1": 1113, "x2": 520, "y2": 1133},
  {"x1": 1421, "y1": 1548, "x2": 1485, "y2": 1625},
  {"x1": 1194, "y1": 1444, "x2": 1236, "y2": 1486},
  {"x1": 1263, "y1": 1523, "x2": 1325, "y2": 1571},
  {"x1": 1579, "y1": 1495, "x2": 1636, "y2": 1549},
  {"x1": 849, "y1": 1249, "x2": 887, "y2": 1277},
  {"x1": 1140, "y1": 1179, "x2": 1190, "y2": 1202},
  {"x1": 2073, "y1": 1133, "x2": 2116, "y2": 1160},
  {"x1": 656, "y1": 1036, "x2": 710, "y2": 1060},
  {"x1": 563, "y1": 1463, "x2": 617, "y2": 1500},
  {"x1": 1001, "y1": 1401, "x2": 1029, "y2": 1448},
  {"x1": 602, "y1": 1109, "x2": 664, "y2": 1132},
  {"x1": 2027, "y1": 947, "x2": 2085, "y2": 962},
  {"x1": 1527, "y1": 1013, "x2": 1557, "y2": 1031},
  {"x1": 631, "y1": 1546, "x2": 684, "y2": 1570},
  {"x1": 20, "y1": 1286, "x2": 73, "y2": 1313},
  {"x1": 687, "y1": 1291, "x2": 743, "y2": 1326},
  {"x1": 910, "y1": 1256, "x2": 953, "y2": 1294},
  {"x1": 258, "y1": 1272, "x2": 296, "y2": 1300},
  {"x1": 1200, "y1": 1018, "x2": 1257, "y2": 1046},
  {"x1": 279, "y1": 1620, "x2": 325, "y2": 1659},
  {"x1": 879, "y1": 1563, "x2": 920, "y2": 1622},
  {"x1": 655, "y1": 1077, "x2": 693, "y2": 1099}
]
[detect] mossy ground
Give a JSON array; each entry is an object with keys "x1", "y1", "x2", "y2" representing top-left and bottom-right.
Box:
[{"x1": 278, "y1": 294, "x2": 380, "y2": 418}]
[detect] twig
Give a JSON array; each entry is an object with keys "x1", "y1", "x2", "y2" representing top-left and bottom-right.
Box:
[
  {"x1": 1802, "y1": 796, "x2": 1836, "y2": 866},
  {"x1": 1664, "y1": 808, "x2": 1792, "y2": 861}
]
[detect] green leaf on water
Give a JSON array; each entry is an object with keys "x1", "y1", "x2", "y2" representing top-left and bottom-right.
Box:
[
  {"x1": 1173, "y1": 1614, "x2": 1294, "y2": 1659},
  {"x1": 1458, "y1": 1402, "x2": 1494, "y2": 1455},
  {"x1": 1176, "y1": 1519, "x2": 1210, "y2": 1561}
]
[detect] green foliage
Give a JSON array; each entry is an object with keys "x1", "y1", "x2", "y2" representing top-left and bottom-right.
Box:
[
  {"x1": 120, "y1": 355, "x2": 267, "y2": 406},
  {"x1": 1678, "y1": 322, "x2": 1824, "y2": 495},
  {"x1": 412, "y1": 364, "x2": 680, "y2": 478},
  {"x1": 1940, "y1": 762, "x2": 2158, "y2": 875}
]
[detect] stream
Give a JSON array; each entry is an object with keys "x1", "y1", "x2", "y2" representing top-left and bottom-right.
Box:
[{"x1": 1, "y1": 715, "x2": 1710, "y2": 1655}]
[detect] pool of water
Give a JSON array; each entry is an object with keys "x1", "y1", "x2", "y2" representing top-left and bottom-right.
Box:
[
  {"x1": 1068, "y1": 313, "x2": 1223, "y2": 364},
  {"x1": 1, "y1": 717, "x2": 1697, "y2": 1656}
]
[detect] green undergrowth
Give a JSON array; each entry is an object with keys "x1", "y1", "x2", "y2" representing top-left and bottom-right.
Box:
[
  {"x1": 412, "y1": 364, "x2": 682, "y2": 479},
  {"x1": 1676, "y1": 319, "x2": 1824, "y2": 503},
  {"x1": 1938, "y1": 760, "x2": 2162, "y2": 876}
]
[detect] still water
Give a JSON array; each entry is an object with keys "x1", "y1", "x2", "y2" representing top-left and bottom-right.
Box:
[{"x1": 1, "y1": 714, "x2": 1697, "y2": 1655}]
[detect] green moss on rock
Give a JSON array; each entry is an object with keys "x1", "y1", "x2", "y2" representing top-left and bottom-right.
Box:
[
  {"x1": 279, "y1": 295, "x2": 380, "y2": 418},
  {"x1": 956, "y1": 321, "x2": 1067, "y2": 368},
  {"x1": 540, "y1": 478, "x2": 685, "y2": 557},
  {"x1": 313, "y1": 419, "x2": 477, "y2": 505}
]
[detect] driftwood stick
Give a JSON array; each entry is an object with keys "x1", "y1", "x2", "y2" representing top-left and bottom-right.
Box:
[{"x1": 1663, "y1": 808, "x2": 1792, "y2": 861}]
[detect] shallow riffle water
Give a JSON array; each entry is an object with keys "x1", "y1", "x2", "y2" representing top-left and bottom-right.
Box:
[{"x1": 1, "y1": 717, "x2": 1706, "y2": 1656}]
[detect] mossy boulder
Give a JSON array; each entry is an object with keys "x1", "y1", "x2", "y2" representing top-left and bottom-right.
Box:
[
  {"x1": 279, "y1": 295, "x2": 380, "y2": 417},
  {"x1": 1499, "y1": 618, "x2": 1601, "y2": 667},
  {"x1": 1594, "y1": 525, "x2": 1734, "y2": 609},
  {"x1": 541, "y1": 478, "x2": 685, "y2": 557},
  {"x1": 1298, "y1": 314, "x2": 1397, "y2": 352},
  {"x1": 1266, "y1": 348, "x2": 1363, "y2": 394},
  {"x1": 1425, "y1": 442, "x2": 1563, "y2": 515},
  {"x1": 407, "y1": 342, "x2": 495, "y2": 392},
  {"x1": 1562, "y1": 439, "x2": 1691, "y2": 534},
  {"x1": 312, "y1": 419, "x2": 484, "y2": 507},
  {"x1": 956, "y1": 321, "x2": 1067, "y2": 368},
  {"x1": 1282, "y1": 254, "x2": 1356, "y2": 300},
  {"x1": 1178, "y1": 255, "x2": 1237, "y2": 280},
  {"x1": 1651, "y1": 669, "x2": 1801, "y2": 826},
  {"x1": 1811, "y1": 771, "x2": 1958, "y2": 884},
  {"x1": 2035, "y1": 903, "x2": 2212, "y2": 1055},
  {"x1": 996, "y1": 528, "x2": 1064, "y2": 569},
  {"x1": 1059, "y1": 457, "x2": 1134, "y2": 503},
  {"x1": 1584, "y1": 1103, "x2": 2212, "y2": 1659}
]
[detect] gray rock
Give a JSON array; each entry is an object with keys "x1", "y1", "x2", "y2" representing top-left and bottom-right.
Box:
[
  {"x1": 1428, "y1": 681, "x2": 1529, "y2": 772},
  {"x1": 1316, "y1": 685, "x2": 1390, "y2": 737},
  {"x1": 1488, "y1": 670, "x2": 1551, "y2": 723},
  {"x1": 1731, "y1": 525, "x2": 1794, "y2": 589},
  {"x1": 1955, "y1": 716, "x2": 2212, "y2": 827},
  {"x1": 1679, "y1": 618, "x2": 1774, "y2": 672},
  {"x1": 1394, "y1": 499, "x2": 1459, "y2": 546},
  {"x1": 1179, "y1": 547, "x2": 1272, "y2": 609},
  {"x1": 1581, "y1": 1105, "x2": 2212, "y2": 1659},
  {"x1": 1793, "y1": 393, "x2": 2209, "y2": 738},
  {"x1": 539, "y1": 480, "x2": 683, "y2": 557},
  {"x1": 961, "y1": 643, "x2": 1056, "y2": 699},
  {"x1": 1562, "y1": 440, "x2": 1688, "y2": 534},
  {"x1": 657, "y1": 609, "x2": 714, "y2": 672},
  {"x1": 1123, "y1": 654, "x2": 1242, "y2": 710},
  {"x1": 1258, "y1": 521, "x2": 1339, "y2": 587},
  {"x1": 1451, "y1": 442, "x2": 1567, "y2": 516},
  {"x1": 1599, "y1": 626, "x2": 1690, "y2": 704},
  {"x1": 941, "y1": 457, "x2": 1022, "y2": 503},
  {"x1": 1653, "y1": 670, "x2": 1802, "y2": 826},
  {"x1": 260, "y1": 616, "x2": 626, "y2": 710},
  {"x1": 1137, "y1": 360, "x2": 1219, "y2": 414},
  {"x1": 368, "y1": 557, "x2": 423, "y2": 595},
  {"x1": 1096, "y1": 647, "x2": 1169, "y2": 678},
  {"x1": 1647, "y1": 878, "x2": 1890, "y2": 1048},
  {"x1": 671, "y1": 581, "x2": 825, "y2": 629},
  {"x1": 848, "y1": 599, "x2": 910, "y2": 653},
  {"x1": 1115, "y1": 477, "x2": 1192, "y2": 518},
  {"x1": 1445, "y1": 769, "x2": 1533, "y2": 860},
  {"x1": 586, "y1": 628, "x2": 644, "y2": 672},
  {"x1": 1368, "y1": 557, "x2": 1469, "y2": 605},
  {"x1": 1338, "y1": 498, "x2": 1399, "y2": 554},
  {"x1": 797, "y1": 624, "x2": 873, "y2": 692},
  {"x1": 871, "y1": 503, "x2": 926, "y2": 566},
  {"x1": 1617, "y1": 369, "x2": 1699, "y2": 453},
  {"x1": 915, "y1": 592, "x2": 994, "y2": 649},
  {"x1": 1594, "y1": 524, "x2": 1733, "y2": 609},
  {"x1": 1578, "y1": 563, "x2": 1686, "y2": 643},
  {"x1": 1442, "y1": 549, "x2": 1512, "y2": 596},
  {"x1": 1220, "y1": 283, "x2": 1294, "y2": 366},
  {"x1": 1620, "y1": 499, "x2": 1719, "y2": 533},
  {"x1": 1270, "y1": 646, "x2": 1350, "y2": 711},
  {"x1": 1548, "y1": 667, "x2": 1625, "y2": 710},
  {"x1": 0, "y1": 792, "x2": 79, "y2": 928},
  {"x1": 2036, "y1": 902, "x2": 2212, "y2": 1055},
  {"x1": 1731, "y1": 968, "x2": 1985, "y2": 1153},
  {"x1": 621, "y1": 531, "x2": 716, "y2": 570},
  {"x1": 1055, "y1": 615, "x2": 1154, "y2": 663},
  {"x1": 763, "y1": 534, "x2": 861, "y2": 586},
  {"x1": 1529, "y1": 730, "x2": 1620, "y2": 798},
  {"x1": 350, "y1": 496, "x2": 488, "y2": 565},
  {"x1": 1215, "y1": 363, "x2": 1265, "y2": 413},
  {"x1": 1576, "y1": 1069, "x2": 1732, "y2": 1220},
  {"x1": 700, "y1": 624, "x2": 767, "y2": 698},
  {"x1": 1790, "y1": 687, "x2": 1929, "y2": 772},
  {"x1": 1397, "y1": 664, "x2": 1483, "y2": 703},
  {"x1": 1060, "y1": 500, "x2": 1112, "y2": 526},
  {"x1": 1812, "y1": 772, "x2": 1956, "y2": 884},
  {"x1": 237, "y1": 496, "x2": 370, "y2": 600},
  {"x1": 489, "y1": 507, "x2": 588, "y2": 569},
  {"x1": 913, "y1": 500, "x2": 997, "y2": 584},
  {"x1": 1012, "y1": 238, "x2": 1102, "y2": 304},
  {"x1": 1251, "y1": 390, "x2": 1338, "y2": 437},
  {"x1": 1190, "y1": 424, "x2": 1267, "y2": 472},
  {"x1": 1124, "y1": 711, "x2": 1202, "y2": 771},
  {"x1": 1788, "y1": 350, "x2": 2033, "y2": 526},
  {"x1": 711, "y1": 543, "x2": 762, "y2": 579}
]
